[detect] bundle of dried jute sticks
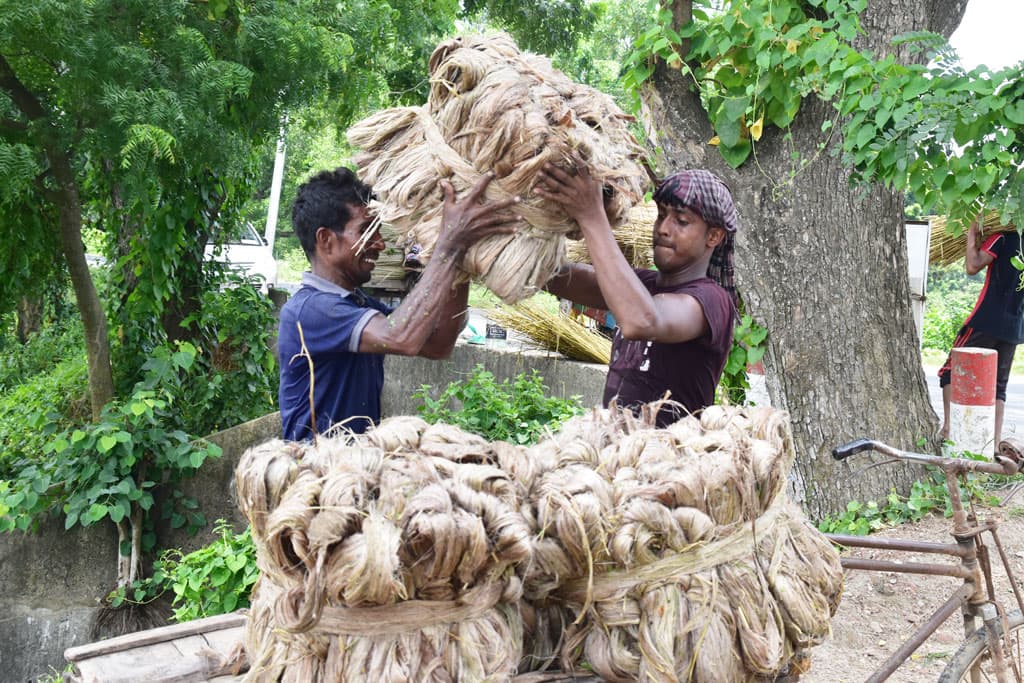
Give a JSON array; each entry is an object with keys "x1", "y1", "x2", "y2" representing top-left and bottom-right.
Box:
[
  {"x1": 347, "y1": 33, "x2": 649, "y2": 303},
  {"x1": 517, "y1": 403, "x2": 844, "y2": 682},
  {"x1": 566, "y1": 200, "x2": 658, "y2": 270},
  {"x1": 236, "y1": 418, "x2": 533, "y2": 682}
]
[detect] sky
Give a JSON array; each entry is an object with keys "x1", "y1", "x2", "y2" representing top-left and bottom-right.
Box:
[{"x1": 948, "y1": 0, "x2": 1024, "y2": 70}]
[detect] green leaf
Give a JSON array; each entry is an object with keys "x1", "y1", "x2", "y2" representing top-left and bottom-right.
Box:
[
  {"x1": 718, "y1": 140, "x2": 752, "y2": 168},
  {"x1": 108, "y1": 503, "x2": 126, "y2": 524},
  {"x1": 1004, "y1": 102, "x2": 1024, "y2": 125},
  {"x1": 98, "y1": 435, "x2": 118, "y2": 453},
  {"x1": 86, "y1": 503, "x2": 108, "y2": 524}
]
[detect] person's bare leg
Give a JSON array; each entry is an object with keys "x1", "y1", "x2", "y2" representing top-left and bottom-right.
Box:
[
  {"x1": 940, "y1": 384, "x2": 951, "y2": 440},
  {"x1": 995, "y1": 398, "x2": 1005, "y2": 452}
]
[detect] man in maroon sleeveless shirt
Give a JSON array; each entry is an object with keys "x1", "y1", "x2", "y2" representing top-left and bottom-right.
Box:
[{"x1": 537, "y1": 165, "x2": 739, "y2": 427}]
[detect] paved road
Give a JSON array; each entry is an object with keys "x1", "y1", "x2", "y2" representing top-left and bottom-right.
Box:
[{"x1": 923, "y1": 365, "x2": 1024, "y2": 440}]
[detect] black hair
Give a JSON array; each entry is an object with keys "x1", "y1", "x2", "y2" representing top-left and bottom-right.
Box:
[{"x1": 291, "y1": 167, "x2": 374, "y2": 258}]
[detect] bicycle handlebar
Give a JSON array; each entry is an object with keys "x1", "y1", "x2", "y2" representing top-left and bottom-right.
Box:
[
  {"x1": 832, "y1": 439, "x2": 876, "y2": 460},
  {"x1": 832, "y1": 439, "x2": 1021, "y2": 477}
]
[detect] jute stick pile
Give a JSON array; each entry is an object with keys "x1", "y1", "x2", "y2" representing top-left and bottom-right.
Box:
[
  {"x1": 929, "y1": 211, "x2": 1018, "y2": 267},
  {"x1": 566, "y1": 200, "x2": 658, "y2": 270},
  {"x1": 347, "y1": 33, "x2": 649, "y2": 303},
  {"x1": 237, "y1": 406, "x2": 842, "y2": 682}
]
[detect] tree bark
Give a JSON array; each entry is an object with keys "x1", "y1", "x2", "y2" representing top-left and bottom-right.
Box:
[
  {"x1": 649, "y1": 0, "x2": 969, "y2": 519},
  {"x1": 15, "y1": 294, "x2": 43, "y2": 343},
  {"x1": 0, "y1": 54, "x2": 115, "y2": 419}
]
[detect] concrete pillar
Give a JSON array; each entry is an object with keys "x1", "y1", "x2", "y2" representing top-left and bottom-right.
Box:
[
  {"x1": 949, "y1": 347, "x2": 997, "y2": 455},
  {"x1": 745, "y1": 360, "x2": 771, "y2": 407}
]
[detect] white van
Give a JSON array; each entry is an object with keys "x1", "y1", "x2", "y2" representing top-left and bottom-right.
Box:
[{"x1": 204, "y1": 222, "x2": 278, "y2": 292}]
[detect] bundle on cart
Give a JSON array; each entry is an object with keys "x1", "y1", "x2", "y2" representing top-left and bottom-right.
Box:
[
  {"x1": 235, "y1": 418, "x2": 533, "y2": 682},
  {"x1": 519, "y1": 403, "x2": 844, "y2": 682},
  {"x1": 347, "y1": 33, "x2": 649, "y2": 303}
]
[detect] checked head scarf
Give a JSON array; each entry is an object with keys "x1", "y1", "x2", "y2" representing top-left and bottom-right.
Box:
[{"x1": 652, "y1": 169, "x2": 740, "y2": 309}]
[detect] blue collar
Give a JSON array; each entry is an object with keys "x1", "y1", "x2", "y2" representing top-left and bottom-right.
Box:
[{"x1": 300, "y1": 272, "x2": 368, "y2": 306}]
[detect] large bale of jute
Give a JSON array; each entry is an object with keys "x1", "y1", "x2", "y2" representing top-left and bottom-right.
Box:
[
  {"x1": 347, "y1": 33, "x2": 649, "y2": 304},
  {"x1": 519, "y1": 403, "x2": 843, "y2": 682},
  {"x1": 235, "y1": 419, "x2": 533, "y2": 682}
]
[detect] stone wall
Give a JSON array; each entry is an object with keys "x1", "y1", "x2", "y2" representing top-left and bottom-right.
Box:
[{"x1": 1, "y1": 344, "x2": 606, "y2": 681}]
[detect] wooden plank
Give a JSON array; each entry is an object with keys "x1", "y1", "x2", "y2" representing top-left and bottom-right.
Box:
[
  {"x1": 64, "y1": 611, "x2": 247, "y2": 662},
  {"x1": 70, "y1": 629, "x2": 247, "y2": 683}
]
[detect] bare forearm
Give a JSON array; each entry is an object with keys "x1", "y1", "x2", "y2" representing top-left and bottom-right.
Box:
[
  {"x1": 545, "y1": 264, "x2": 607, "y2": 309},
  {"x1": 582, "y1": 221, "x2": 658, "y2": 337},
  {"x1": 965, "y1": 226, "x2": 991, "y2": 275},
  {"x1": 362, "y1": 250, "x2": 463, "y2": 355},
  {"x1": 419, "y1": 281, "x2": 469, "y2": 358}
]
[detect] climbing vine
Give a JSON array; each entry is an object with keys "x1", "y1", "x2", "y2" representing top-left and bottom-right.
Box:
[{"x1": 622, "y1": 0, "x2": 1024, "y2": 234}]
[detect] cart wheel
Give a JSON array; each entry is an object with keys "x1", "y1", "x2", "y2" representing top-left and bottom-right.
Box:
[{"x1": 938, "y1": 609, "x2": 1024, "y2": 682}]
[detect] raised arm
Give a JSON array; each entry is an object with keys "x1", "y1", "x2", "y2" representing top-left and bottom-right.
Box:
[
  {"x1": 534, "y1": 163, "x2": 709, "y2": 343},
  {"x1": 416, "y1": 280, "x2": 470, "y2": 359},
  {"x1": 965, "y1": 216, "x2": 995, "y2": 276},
  {"x1": 543, "y1": 263, "x2": 607, "y2": 309},
  {"x1": 359, "y1": 173, "x2": 519, "y2": 355}
]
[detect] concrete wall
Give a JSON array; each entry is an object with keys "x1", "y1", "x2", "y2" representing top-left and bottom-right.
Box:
[
  {"x1": 382, "y1": 342, "x2": 608, "y2": 416},
  {"x1": 0, "y1": 344, "x2": 606, "y2": 681}
]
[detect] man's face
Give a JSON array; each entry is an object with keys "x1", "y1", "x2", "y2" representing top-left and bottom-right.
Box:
[
  {"x1": 317, "y1": 204, "x2": 385, "y2": 289},
  {"x1": 652, "y1": 204, "x2": 722, "y2": 273}
]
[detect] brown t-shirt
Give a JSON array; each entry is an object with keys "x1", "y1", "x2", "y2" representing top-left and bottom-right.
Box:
[{"x1": 602, "y1": 272, "x2": 735, "y2": 426}]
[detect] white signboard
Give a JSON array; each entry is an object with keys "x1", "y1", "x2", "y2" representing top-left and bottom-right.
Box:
[{"x1": 905, "y1": 219, "x2": 931, "y2": 346}]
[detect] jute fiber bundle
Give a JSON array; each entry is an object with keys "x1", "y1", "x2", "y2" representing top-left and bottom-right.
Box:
[
  {"x1": 366, "y1": 225, "x2": 407, "y2": 285},
  {"x1": 236, "y1": 421, "x2": 534, "y2": 682},
  {"x1": 347, "y1": 33, "x2": 649, "y2": 304},
  {"x1": 567, "y1": 200, "x2": 658, "y2": 270},
  {"x1": 519, "y1": 403, "x2": 843, "y2": 682},
  {"x1": 929, "y1": 211, "x2": 1018, "y2": 266}
]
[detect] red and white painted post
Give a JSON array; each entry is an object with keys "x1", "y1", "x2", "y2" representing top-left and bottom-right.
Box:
[
  {"x1": 949, "y1": 347, "x2": 997, "y2": 455},
  {"x1": 745, "y1": 360, "x2": 771, "y2": 407}
]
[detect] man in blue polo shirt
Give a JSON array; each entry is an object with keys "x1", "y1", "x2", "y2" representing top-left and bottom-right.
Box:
[
  {"x1": 278, "y1": 167, "x2": 520, "y2": 441},
  {"x1": 939, "y1": 215, "x2": 1024, "y2": 450}
]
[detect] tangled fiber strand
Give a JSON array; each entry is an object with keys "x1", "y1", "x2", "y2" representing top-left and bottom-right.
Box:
[
  {"x1": 235, "y1": 424, "x2": 534, "y2": 682},
  {"x1": 347, "y1": 33, "x2": 649, "y2": 303},
  {"x1": 520, "y1": 405, "x2": 842, "y2": 682}
]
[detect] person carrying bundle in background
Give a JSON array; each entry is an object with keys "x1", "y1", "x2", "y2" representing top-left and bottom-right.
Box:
[
  {"x1": 537, "y1": 164, "x2": 738, "y2": 427},
  {"x1": 278, "y1": 167, "x2": 521, "y2": 441},
  {"x1": 939, "y1": 214, "x2": 1024, "y2": 451}
]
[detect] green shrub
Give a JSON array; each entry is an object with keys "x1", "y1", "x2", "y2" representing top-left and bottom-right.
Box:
[
  {"x1": 0, "y1": 356, "x2": 89, "y2": 476},
  {"x1": 0, "y1": 316, "x2": 84, "y2": 393},
  {"x1": 817, "y1": 466, "x2": 997, "y2": 535},
  {"x1": 109, "y1": 520, "x2": 258, "y2": 622},
  {"x1": 177, "y1": 281, "x2": 278, "y2": 435},
  {"x1": 414, "y1": 365, "x2": 583, "y2": 444},
  {"x1": 921, "y1": 263, "x2": 982, "y2": 351}
]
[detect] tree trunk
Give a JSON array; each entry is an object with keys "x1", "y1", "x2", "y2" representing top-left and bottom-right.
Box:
[
  {"x1": 0, "y1": 55, "x2": 115, "y2": 420},
  {"x1": 52, "y1": 160, "x2": 116, "y2": 420},
  {"x1": 649, "y1": 0, "x2": 969, "y2": 519},
  {"x1": 15, "y1": 294, "x2": 43, "y2": 343}
]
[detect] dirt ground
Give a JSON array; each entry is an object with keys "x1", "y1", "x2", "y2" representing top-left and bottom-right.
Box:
[{"x1": 801, "y1": 502, "x2": 1024, "y2": 683}]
